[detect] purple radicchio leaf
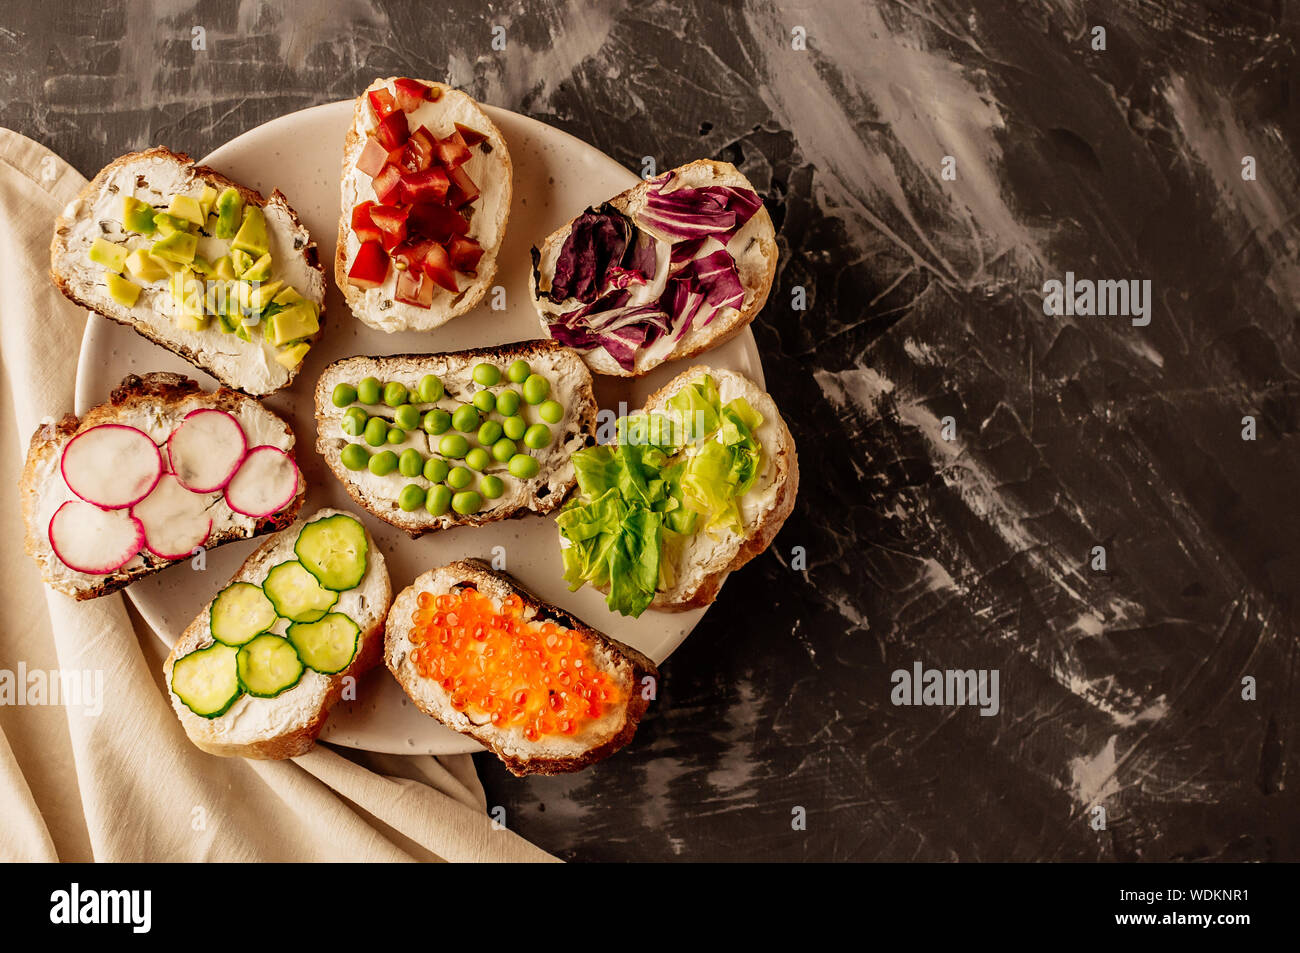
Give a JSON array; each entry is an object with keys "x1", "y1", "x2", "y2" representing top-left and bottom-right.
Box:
[{"x1": 637, "y1": 172, "x2": 763, "y2": 241}]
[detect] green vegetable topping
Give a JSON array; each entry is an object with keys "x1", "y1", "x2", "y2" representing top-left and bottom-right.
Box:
[
  {"x1": 357, "y1": 377, "x2": 382, "y2": 405},
  {"x1": 423, "y1": 457, "x2": 450, "y2": 483},
  {"x1": 491, "y1": 438, "x2": 517, "y2": 462},
  {"x1": 522, "y1": 373, "x2": 550, "y2": 405},
  {"x1": 508, "y1": 453, "x2": 539, "y2": 479},
  {"x1": 399, "y1": 448, "x2": 424, "y2": 477},
  {"x1": 383, "y1": 381, "x2": 409, "y2": 407},
  {"x1": 477, "y1": 420, "x2": 503, "y2": 446},
  {"x1": 496, "y1": 390, "x2": 521, "y2": 417},
  {"x1": 446, "y1": 466, "x2": 473, "y2": 490},
  {"x1": 386, "y1": 427, "x2": 406, "y2": 445},
  {"x1": 394, "y1": 404, "x2": 421, "y2": 431},
  {"x1": 523, "y1": 423, "x2": 552, "y2": 450},
  {"x1": 472, "y1": 390, "x2": 496, "y2": 413},
  {"x1": 368, "y1": 450, "x2": 398, "y2": 476},
  {"x1": 426, "y1": 484, "x2": 453, "y2": 516},
  {"x1": 363, "y1": 417, "x2": 388, "y2": 446},
  {"x1": 452, "y1": 404, "x2": 480, "y2": 433},
  {"x1": 418, "y1": 374, "x2": 444, "y2": 402},
  {"x1": 539, "y1": 400, "x2": 564, "y2": 424},
  {"x1": 481, "y1": 475, "x2": 505, "y2": 499},
  {"x1": 332, "y1": 383, "x2": 358, "y2": 407},
  {"x1": 341, "y1": 444, "x2": 370, "y2": 471},
  {"x1": 398, "y1": 484, "x2": 427, "y2": 511},
  {"x1": 342, "y1": 408, "x2": 368, "y2": 436},
  {"x1": 506, "y1": 359, "x2": 531, "y2": 384},
  {"x1": 423, "y1": 409, "x2": 452, "y2": 435},
  {"x1": 439, "y1": 434, "x2": 469, "y2": 458},
  {"x1": 465, "y1": 447, "x2": 490, "y2": 471},
  {"x1": 473, "y1": 362, "x2": 501, "y2": 386},
  {"x1": 502, "y1": 415, "x2": 526, "y2": 441},
  {"x1": 452, "y1": 490, "x2": 483, "y2": 515}
]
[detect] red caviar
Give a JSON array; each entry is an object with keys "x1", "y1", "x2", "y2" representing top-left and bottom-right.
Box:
[{"x1": 408, "y1": 588, "x2": 622, "y2": 737}]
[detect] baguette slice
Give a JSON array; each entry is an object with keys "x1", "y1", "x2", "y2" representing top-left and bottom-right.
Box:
[
  {"x1": 385, "y1": 560, "x2": 657, "y2": 775},
  {"x1": 315, "y1": 340, "x2": 597, "y2": 536},
  {"x1": 531, "y1": 159, "x2": 777, "y2": 376},
  {"x1": 336, "y1": 77, "x2": 513, "y2": 332},
  {"x1": 164, "y1": 508, "x2": 391, "y2": 759},
  {"x1": 50, "y1": 146, "x2": 326, "y2": 397},
  {"x1": 20, "y1": 372, "x2": 305, "y2": 601},
  {"x1": 597, "y1": 366, "x2": 797, "y2": 611}
]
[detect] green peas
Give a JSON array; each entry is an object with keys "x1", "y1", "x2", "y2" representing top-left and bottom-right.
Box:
[
  {"x1": 502, "y1": 415, "x2": 526, "y2": 441},
  {"x1": 383, "y1": 381, "x2": 408, "y2": 407},
  {"x1": 480, "y1": 475, "x2": 504, "y2": 499},
  {"x1": 506, "y1": 359, "x2": 530, "y2": 384},
  {"x1": 523, "y1": 423, "x2": 552, "y2": 450},
  {"x1": 452, "y1": 490, "x2": 483, "y2": 515},
  {"x1": 508, "y1": 453, "x2": 540, "y2": 479},
  {"x1": 472, "y1": 390, "x2": 496, "y2": 414},
  {"x1": 423, "y1": 409, "x2": 451, "y2": 435},
  {"x1": 446, "y1": 466, "x2": 473, "y2": 490},
  {"x1": 341, "y1": 407, "x2": 368, "y2": 436},
  {"x1": 451, "y1": 404, "x2": 480, "y2": 433},
  {"x1": 538, "y1": 399, "x2": 564, "y2": 424},
  {"x1": 465, "y1": 447, "x2": 491, "y2": 471},
  {"x1": 363, "y1": 416, "x2": 389, "y2": 447},
  {"x1": 495, "y1": 389, "x2": 521, "y2": 417},
  {"x1": 356, "y1": 377, "x2": 381, "y2": 405},
  {"x1": 425, "y1": 484, "x2": 452, "y2": 516},
  {"x1": 398, "y1": 484, "x2": 426, "y2": 512},
  {"x1": 473, "y1": 362, "x2": 501, "y2": 386},
  {"x1": 386, "y1": 427, "x2": 406, "y2": 445},
  {"x1": 417, "y1": 374, "x2": 444, "y2": 403},
  {"x1": 477, "y1": 420, "x2": 503, "y2": 446},
  {"x1": 438, "y1": 434, "x2": 469, "y2": 458},
  {"x1": 491, "y1": 437, "x2": 516, "y2": 462},
  {"x1": 423, "y1": 457, "x2": 449, "y2": 483},
  {"x1": 522, "y1": 373, "x2": 550, "y2": 405},
  {"x1": 332, "y1": 383, "x2": 358, "y2": 407},
  {"x1": 368, "y1": 450, "x2": 398, "y2": 476},
  {"x1": 399, "y1": 448, "x2": 424, "y2": 477},
  {"x1": 340, "y1": 443, "x2": 369, "y2": 471},
  {"x1": 394, "y1": 404, "x2": 421, "y2": 431}
]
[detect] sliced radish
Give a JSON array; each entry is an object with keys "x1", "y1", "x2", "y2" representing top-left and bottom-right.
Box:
[
  {"x1": 48, "y1": 500, "x2": 144, "y2": 574},
  {"x1": 60, "y1": 424, "x2": 162, "y2": 509},
  {"x1": 223, "y1": 446, "x2": 300, "y2": 518},
  {"x1": 132, "y1": 474, "x2": 214, "y2": 559},
  {"x1": 168, "y1": 409, "x2": 248, "y2": 492}
]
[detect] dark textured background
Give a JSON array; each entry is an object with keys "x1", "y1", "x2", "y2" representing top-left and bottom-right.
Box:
[{"x1": 5, "y1": 0, "x2": 1299, "y2": 860}]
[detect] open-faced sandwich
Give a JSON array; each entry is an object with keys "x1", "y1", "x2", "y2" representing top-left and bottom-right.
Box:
[
  {"x1": 21, "y1": 372, "x2": 305, "y2": 600},
  {"x1": 556, "y1": 366, "x2": 797, "y2": 617},
  {"x1": 51, "y1": 147, "x2": 325, "y2": 396},
  {"x1": 530, "y1": 159, "x2": 776, "y2": 376},
  {"x1": 385, "y1": 560, "x2": 657, "y2": 776},
  {"x1": 165, "y1": 508, "x2": 391, "y2": 759},
  {"x1": 314, "y1": 340, "x2": 596, "y2": 536},
  {"x1": 338, "y1": 77, "x2": 512, "y2": 332}
]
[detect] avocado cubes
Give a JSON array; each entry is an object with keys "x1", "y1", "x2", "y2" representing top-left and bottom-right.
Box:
[
  {"x1": 231, "y1": 206, "x2": 269, "y2": 257},
  {"x1": 214, "y1": 188, "x2": 245, "y2": 239}
]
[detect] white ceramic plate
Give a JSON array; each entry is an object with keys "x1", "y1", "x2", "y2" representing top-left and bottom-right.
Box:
[{"x1": 75, "y1": 100, "x2": 764, "y2": 755}]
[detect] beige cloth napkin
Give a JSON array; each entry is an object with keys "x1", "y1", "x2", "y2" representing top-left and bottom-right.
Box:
[{"x1": 0, "y1": 129, "x2": 555, "y2": 862}]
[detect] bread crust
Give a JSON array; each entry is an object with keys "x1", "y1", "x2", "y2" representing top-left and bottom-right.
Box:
[
  {"x1": 530, "y1": 159, "x2": 778, "y2": 377},
  {"x1": 20, "y1": 372, "x2": 305, "y2": 600},
  {"x1": 50, "y1": 146, "x2": 326, "y2": 397},
  {"x1": 314, "y1": 339, "x2": 598, "y2": 537},
  {"x1": 385, "y1": 560, "x2": 658, "y2": 776},
  {"x1": 335, "y1": 78, "x2": 513, "y2": 332}
]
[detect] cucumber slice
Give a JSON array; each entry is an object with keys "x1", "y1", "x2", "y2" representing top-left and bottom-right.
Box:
[
  {"x1": 287, "y1": 613, "x2": 360, "y2": 674},
  {"x1": 235, "y1": 634, "x2": 305, "y2": 698},
  {"x1": 294, "y1": 514, "x2": 368, "y2": 591},
  {"x1": 171, "y1": 642, "x2": 241, "y2": 718},
  {"x1": 210, "y1": 582, "x2": 278, "y2": 646},
  {"x1": 264, "y1": 560, "x2": 339, "y2": 622}
]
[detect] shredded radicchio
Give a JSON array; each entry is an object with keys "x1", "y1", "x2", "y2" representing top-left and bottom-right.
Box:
[{"x1": 637, "y1": 171, "x2": 763, "y2": 240}]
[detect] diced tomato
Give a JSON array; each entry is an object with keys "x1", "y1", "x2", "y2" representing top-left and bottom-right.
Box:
[
  {"x1": 400, "y1": 167, "x2": 450, "y2": 204},
  {"x1": 408, "y1": 204, "x2": 469, "y2": 242},
  {"x1": 393, "y1": 77, "x2": 430, "y2": 112},
  {"x1": 400, "y1": 126, "x2": 437, "y2": 174},
  {"x1": 351, "y1": 202, "x2": 383, "y2": 244},
  {"x1": 347, "y1": 241, "x2": 390, "y2": 289},
  {"x1": 447, "y1": 236, "x2": 484, "y2": 275},
  {"x1": 356, "y1": 136, "x2": 389, "y2": 178},
  {"x1": 422, "y1": 242, "x2": 459, "y2": 293},
  {"x1": 370, "y1": 204, "x2": 409, "y2": 234},
  {"x1": 372, "y1": 164, "x2": 404, "y2": 205},
  {"x1": 434, "y1": 130, "x2": 472, "y2": 169},
  {"x1": 367, "y1": 88, "x2": 398, "y2": 121},
  {"x1": 375, "y1": 110, "x2": 410, "y2": 150},
  {"x1": 391, "y1": 238, "x2": 435, "y2": 271},
  {"x1": 446, "y1": 165, "x2": 480, "y2": 208},
  {"x1": 454, "y1": 122, "x2": 488, "y2": 147},
  {"x1": 395, "y1": 267, "x2": 435, "y2": 308}
]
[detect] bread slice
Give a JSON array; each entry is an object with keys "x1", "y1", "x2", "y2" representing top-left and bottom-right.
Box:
[
  {"x1": 164, "y1": 508, "x2": 392, "y2": 759},
  {"x1": 20, "y1": 372, "x2": 306, "y2": 601},
  {"x1": 336, "y1": 77, "x2": 513, "y2": 332},
  {"x1": 385, "y1": 560, "x2": 657, "y2": 775},
  {"x1": 595, "y1": 365, "x2": 797, "y2": 611},
  {"x1": 50, "y1": 146, "x2": 326, "y2": 397},
  {"x1": 530, "y1": 159, "x2": 777, "y2": 377},
  {"x1": 314, "y1": 340, "x2": 597, "y2": 537}
]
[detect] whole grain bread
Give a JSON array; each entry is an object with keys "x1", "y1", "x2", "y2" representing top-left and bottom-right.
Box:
[
  {"x1": 336, "y1": 78, "x2": 513, "y2": 333},
  {"x1": 20, "y1": 372, "x2": 305, "y2": 600},
  {"x1": 163, "y1": 508, "x2": 391, "y2": 759},
  {"x1": 530, "y1": 159, "x2": 778, "y2": 377},
  {"x1": 314, "y1": 340, "x2": 597, "y2": 537},
  {"x1": 385, "y1": 559, "x2": 658, "y2": 776},
  {"x1": 50, "y1": 146, "x2": 326, "y2": 397}
]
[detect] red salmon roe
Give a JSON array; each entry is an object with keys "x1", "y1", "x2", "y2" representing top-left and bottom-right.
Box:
[{"x1": 407, "y1": 587, "x2": 622, "y2": 737}]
